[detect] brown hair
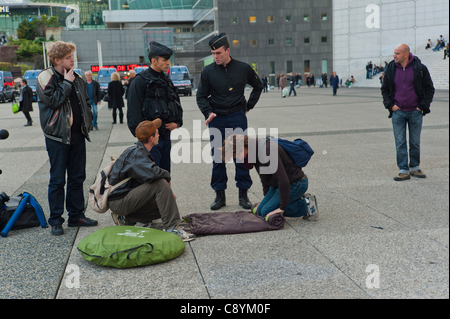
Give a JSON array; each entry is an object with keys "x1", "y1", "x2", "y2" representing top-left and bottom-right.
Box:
[
  {"x1": 222, "y1": 135, "x2": 249, "y2": 161},
  {"x1": 47, "y1": 41, "x2": 76, "y2": 67}
]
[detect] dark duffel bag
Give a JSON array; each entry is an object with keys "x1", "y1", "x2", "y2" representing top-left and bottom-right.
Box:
[{"x1": 0, "y1": 194, "x2": 40, "y2": 231}]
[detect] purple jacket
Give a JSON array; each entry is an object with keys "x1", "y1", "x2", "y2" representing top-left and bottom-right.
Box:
[{"x1": 394, "y1": 53, "x2": 418, "y2": 111}]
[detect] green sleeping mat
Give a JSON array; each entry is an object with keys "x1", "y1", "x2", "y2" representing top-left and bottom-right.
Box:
[{"x1": 77, "y1": 226, "x2": 185, "y2": 268}]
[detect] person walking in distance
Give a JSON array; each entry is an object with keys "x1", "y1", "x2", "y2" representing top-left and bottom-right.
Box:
[
  {"x1": 381, "y1": 44, "x2": 435, "y2": 181},
  {"x1": 196, "y1": 33, "x2": 263, "y2": 210},
  {"x1": 19, "y1": 79, "x2": 33, "y2": 126},
  {"x1": 330, "y1": 72, "x2": 339, "y2": 96},
  {"x1": 84, "y1": 71, "x2": 101, "y2": 130}
]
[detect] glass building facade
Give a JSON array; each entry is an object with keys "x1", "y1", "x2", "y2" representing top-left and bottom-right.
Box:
[
  {"x1": 109, "y1": 0, "x2": 211, "y2": 10},
  {"x1": 0, "y1": 0, "x2": 108, "y2": 35},
  {"x1": 0, "y1": 0, "x2": 216, "y2": 36},
  {"x1": 193, "y1": 0, "x2": 216, "y2": 65}
]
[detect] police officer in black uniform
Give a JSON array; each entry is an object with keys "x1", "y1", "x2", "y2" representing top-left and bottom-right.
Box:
[
  {"x1": 127, "y1": 42, "x2": 183, "y2": 173},
  {"x1": 197, "y1": 33, "x2": 263, "y2": 210}
]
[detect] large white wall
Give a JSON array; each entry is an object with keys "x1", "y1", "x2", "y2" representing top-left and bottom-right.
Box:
[{"x1": 333, "y1": 0, "x2": 449, "y2": 83}]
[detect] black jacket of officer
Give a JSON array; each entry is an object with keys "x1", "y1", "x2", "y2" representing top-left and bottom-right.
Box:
[
  {"x1": 197, "y1": 35, "x2": 263, "y2": 119},
  {"x1": 127, "y1": 43, "x2": 183, "y2": 139}
]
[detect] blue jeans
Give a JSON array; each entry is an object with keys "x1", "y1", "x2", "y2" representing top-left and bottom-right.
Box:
[
  {"x1": 332, "y1": 87, "x2": 338, "y2": 95},
  {"x1": 209, "y1": 110, "x2": 252, "y2": 191},
  {"x1": 90, "y1": 99, "x2": 98, "y2": 127},
  {"x1": 257, "y1": 178, "x2": 309, "y2": 217},
  {"x1": 289, "y1": 83, "x2": 297, "y2": 96},
  {"x1": 392, "y1": 109, "x2": 423, "y2": 174},
  {"x1": 45, "y1": 133, "x2": 87, "y2": 226}
]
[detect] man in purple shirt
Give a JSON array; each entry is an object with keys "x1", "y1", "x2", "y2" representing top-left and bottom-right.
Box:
[{"x1": 381, "y1": 44, "x2": 435, "y2": 181}]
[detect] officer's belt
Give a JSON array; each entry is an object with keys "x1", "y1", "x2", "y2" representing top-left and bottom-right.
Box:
[{"x1": 212, "y1": 104, "x2": 243, "y2": 115}]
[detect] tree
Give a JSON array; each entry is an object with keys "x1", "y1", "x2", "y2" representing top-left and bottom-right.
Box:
[
  {"x1": 17, "y1": 15, "x2": 60, "y2": 40},
  {"x1": 14, "y1": 15, "x2": 60, "y2": 68}
]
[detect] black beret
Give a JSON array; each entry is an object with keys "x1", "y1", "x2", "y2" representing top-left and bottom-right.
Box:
[
  {"x1": 147, "y1": 41, "x2": 173, "y2": 59},
  {"x1": 209, "y1": 33, "x2": 229, "y2": 50}
]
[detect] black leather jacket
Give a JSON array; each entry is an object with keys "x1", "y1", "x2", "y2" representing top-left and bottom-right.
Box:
[
  {"x1": 37, "y1": 66, "x2": 93, "y2": 144},
  {"x1": 108, "y1": 141, "x2": 171, "y2": 201},
  {"x1": 381, "y1": 56, "x2": 435, "y2": 118}
]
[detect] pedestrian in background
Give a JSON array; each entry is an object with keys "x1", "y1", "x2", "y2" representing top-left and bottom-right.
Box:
[
  {"x1": 330, "y1": 71, "x2": 339, "y2": 96},
  {"x1": 125, "y1": 69, "x2": 136, "y2": 99},
  {"x1": 279, "y1": 73, "x2": 287, "y2": 98},
  {"x1": 85, "y1": 70, "x2": 101, "y2": 130},
  {"x1": 288, "y1": 72, "x2": 297, "y2": 97},
  {"x1": 322, "y1": 72, "x2": 328, "y2": 88},
  {"x1": 108, "y1": 72, "x2": 124, "y2": 124},
  {"x1": 19, "y1": 79, "x2": 33, "y2": 126},
  {"x1": 261, "y1": 74, "x2": 268, "y2": 93},
  {"x1": 381, "y1": 43, "x2": 435, "y2": 181}
]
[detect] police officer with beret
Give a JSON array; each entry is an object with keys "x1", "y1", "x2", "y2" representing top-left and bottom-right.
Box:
[
  {"x1": 197, "y1": 33, "x2": 263, "y2": 210},
  {"x1": 127, "y1": 42, "x2": 183, "y2": 173}
]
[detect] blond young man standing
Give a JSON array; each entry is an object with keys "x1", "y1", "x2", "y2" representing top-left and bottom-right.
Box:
[{"x1": 37, "y1": 41, "x2": 97, "y2": 236}]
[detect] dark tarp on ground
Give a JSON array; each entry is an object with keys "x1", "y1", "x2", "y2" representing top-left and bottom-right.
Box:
[{"x1": 183, "y1": 211, "x2": 285, "y2": 236}]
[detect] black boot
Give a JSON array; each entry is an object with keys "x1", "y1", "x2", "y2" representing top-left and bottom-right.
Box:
[
  {"x1": 239, "y1": 188, "x2": 252, "y2": 209},
  {"x1": 210, "y1": 190, "x2": 226, "y2": 210}
]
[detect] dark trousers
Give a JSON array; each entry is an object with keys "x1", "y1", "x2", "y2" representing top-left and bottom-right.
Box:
[
  {"x1": 333, "y1": 87, "x2": 338, "y2": 95},
  {"x1": 45, "y1": 133, "x2": 87, "y2": 226},
  {"x1": 289, "y1": 83, "x2": 297, "y2": 96},
  {"x1": 109, "y1": 180, "x2": 180, "y2": 229},
  {"x1": 150, "y1": 130, "x2": 172, "y2": 172},
  {"x1": 209, "y1": 110, "x2": 252, "y2": 191},
  {"x1": 23, "y1": 111, "x2": 32, "y2": 123},
  {"x1": 112, "y1": 107, "x2": 123, "y2": 123}
]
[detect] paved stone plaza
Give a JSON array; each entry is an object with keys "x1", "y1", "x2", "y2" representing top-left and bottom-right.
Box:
[{"x1": 0, "y1": 86, "x2": 448, "y2": 299}]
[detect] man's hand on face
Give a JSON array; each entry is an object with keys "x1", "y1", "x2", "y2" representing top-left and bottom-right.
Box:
[{"x1": 64, "y1": 68, "x2": 75, "y2": 82}]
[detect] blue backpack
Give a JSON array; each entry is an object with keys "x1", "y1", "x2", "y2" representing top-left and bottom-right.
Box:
[{"x1": 268, "y1": 138, "x2": 314, "y2": 168}]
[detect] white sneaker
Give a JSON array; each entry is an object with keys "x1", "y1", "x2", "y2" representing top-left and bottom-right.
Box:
[
  {"x1": 303, "y1": 193, "x2": 319, "y2": 221},
  {"x1": 165, "y1": 225, "x2": 196, "y2": 242}
]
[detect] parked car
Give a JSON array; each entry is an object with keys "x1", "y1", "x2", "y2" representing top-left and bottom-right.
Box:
[
  {"x1": 96, "y1": 68, "x2": 117, "y2": 99},
  {"x1": 0, "y1": 70, "x2": 17, "y2": 103},
  {"x1": 23, "y1": 70, "x2": 42, "y2": 101}
]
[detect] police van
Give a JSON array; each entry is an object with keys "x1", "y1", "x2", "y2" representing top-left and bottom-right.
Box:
[
  {"x1": 0, "y1": 70, "x2": 16, "y2": 103},
  {"x1": 23, "y1": 70, "x2": 42, "y2": 101},
  {"x1": 168, "y1": 66, "x2": 192, "y2": 96}
]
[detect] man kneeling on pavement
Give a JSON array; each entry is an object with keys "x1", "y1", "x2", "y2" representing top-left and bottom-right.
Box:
[
  {"x1": 223, "y1": 135, "x2": 318, "y2": 220},
  {"x1": 107, "y1": 119, "x2": 195, "y2": 242}
]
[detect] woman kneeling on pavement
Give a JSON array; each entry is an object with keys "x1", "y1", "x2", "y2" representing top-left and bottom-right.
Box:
[{"x1": 223, "y1": 135, "x2": 318, "y2": 220}]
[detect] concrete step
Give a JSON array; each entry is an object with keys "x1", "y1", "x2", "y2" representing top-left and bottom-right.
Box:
[{"x1": 355, "y1": 50, "x2": 449, "y2": 90}]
